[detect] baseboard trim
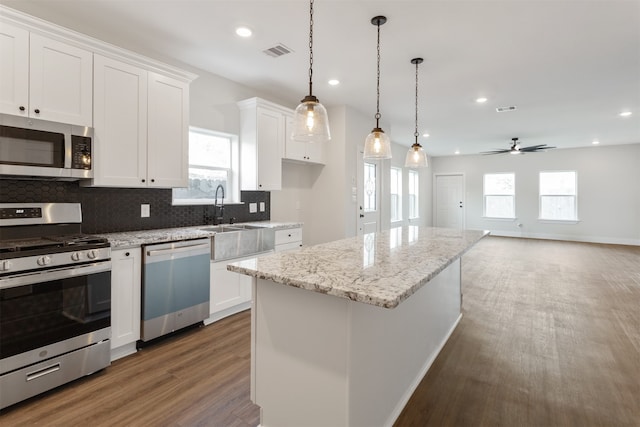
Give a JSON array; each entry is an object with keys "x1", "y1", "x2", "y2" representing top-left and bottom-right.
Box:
[{"x1": 488, "y1": 230, "x2": 640, "y2": 246}]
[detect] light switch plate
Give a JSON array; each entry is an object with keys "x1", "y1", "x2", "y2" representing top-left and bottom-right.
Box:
[
  {"x1": 249, "y1": 203, "x2": 258, "y2": 213},
  {"x1": 141, "y1": 204, "x2": 150, "y2": 218},
  {"x1": 259, "y1": 202, "x2": 265, "y2": 212}
]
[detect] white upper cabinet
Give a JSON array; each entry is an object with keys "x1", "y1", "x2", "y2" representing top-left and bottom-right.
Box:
[
  {"x1": 147, "y1": 72, "x2": 189, "y2": 188},
  {"x1": 238, "y1": 97, "x2": 287, "y2": 191},
  {"x1": 0, "y1": 23, "x2": 28, "y2": 117},
  {"x1": 87, "y1": 55, "x2": 188, "y2": 188},
  {"x1": 283, "y1": 113, "x2": 325, "y2": 165},
  {"x1": 91, "y1": 55, "x2": 148, "y2": 187},
  {"x1": 0, "y1": 22, "x2": 92, "y2": 126}
]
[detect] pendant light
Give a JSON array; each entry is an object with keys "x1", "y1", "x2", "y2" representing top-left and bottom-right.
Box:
[
  {"x1": 363, "y1": 16, "x2": 392, "y2": 160},
  {"x1": 404, "y1": 57, "x2": 428, "y2": 168},
  {"x1": 292, "y1": 0, "x2": 331, "y2": 143}
]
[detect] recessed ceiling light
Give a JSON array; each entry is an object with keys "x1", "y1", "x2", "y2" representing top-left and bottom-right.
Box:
[
  {"x1": 454, "y1": 149, "x2": 460, "y2": 155},
  {"x1": 592, "y1": 140, "x2": 600, "y2": 145},
  {"x1": 476, "y1": 97, "x2": 488, "y2": 103},
  {"x1": 619, "y1": 111, "x2": 632, "y2": 117},
  {"x1": 235, "y1": 27, "x2": 252, "y2": 37},
  {"x1": 328, "y1": 79, "x2": 340, "y2": 86},
  {"x1": 422, "y1": 133, "x2": 429, "y2": 138}
]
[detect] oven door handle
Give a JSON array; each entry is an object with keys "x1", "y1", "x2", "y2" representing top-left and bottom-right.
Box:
[{"x1": 0, "y1": 261, "x2": 111, "y2": 290}]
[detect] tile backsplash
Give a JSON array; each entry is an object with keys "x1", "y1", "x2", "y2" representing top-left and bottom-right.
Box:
[{"x1": 0, "y1": 179, "x2": 269, "y2": 234}]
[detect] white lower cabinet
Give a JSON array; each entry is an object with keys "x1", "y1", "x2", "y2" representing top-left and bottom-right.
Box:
[
  {"x1": 275, "y1": 227, "x2": 303, "y2": 252},
  {"x1": 207, "y1": 254, "x2": 260, "y2": 323},
  {"x1": 110, "y1": 247, "x2": 141, "y2": 361}
]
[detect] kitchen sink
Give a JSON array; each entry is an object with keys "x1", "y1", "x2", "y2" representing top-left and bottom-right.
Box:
[{"x1": 200, "y1": 224, "x2": 274, "y2": 261}]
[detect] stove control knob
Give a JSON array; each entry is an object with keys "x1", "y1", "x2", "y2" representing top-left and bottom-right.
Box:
[
  {"x1": 37, "y1": 256, "x2": 52, "y2": 266},
  {"x1": 71, "y1": 252, "x2": 82, "y2": 261},
  {"x1": 1, "y1": 260, "x2": 11, "y2": 272},
  {"x1": 87, "y1": 250, "x2": 98, "y2": 260}
]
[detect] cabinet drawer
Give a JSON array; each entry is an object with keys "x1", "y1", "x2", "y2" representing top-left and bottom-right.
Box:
[{"x1": 275, "y1": 228, "x2": 302, "y2": 245}]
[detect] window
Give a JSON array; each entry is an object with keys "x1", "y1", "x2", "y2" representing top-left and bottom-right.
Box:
[
  {"x1": 408, "y1": 170, "x2": 419, "y2": 219},
  {"x1": 390, "y1": 167, "x2": 402, "y2": 222},
  {"x1": 364, "y1": 162, "x2": 377, "y2": 212},
  {"x1": 539, "y1": 171, "x2": 577, "y2": 220},
  {"x1": 483, "y1": 173, "x2": 515, "y2": 218},
  {"x1": 172, "y1": 127, "x2": 239, "y2": 205}
]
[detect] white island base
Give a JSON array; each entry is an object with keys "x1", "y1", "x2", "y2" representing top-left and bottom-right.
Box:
[{"x1": 251, "y1": 258, "x2": 462, "y2": 427}]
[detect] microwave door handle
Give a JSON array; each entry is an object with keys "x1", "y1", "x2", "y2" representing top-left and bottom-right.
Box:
[{"x1": 64, "y1": 130, "x2": 72, "y2": 170}]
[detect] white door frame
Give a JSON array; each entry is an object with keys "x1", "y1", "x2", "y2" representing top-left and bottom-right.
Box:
[
  {"x1": 356, "y1": 145, "x2": 382, "y2": 235},
  {"x1": 433, "y1": 172, "x2": 466, "y2": 229}
]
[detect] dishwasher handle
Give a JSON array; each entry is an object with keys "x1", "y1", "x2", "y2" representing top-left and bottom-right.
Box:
[{"x1": 146, "y1": 242, "x2": 210, "y2": 258}]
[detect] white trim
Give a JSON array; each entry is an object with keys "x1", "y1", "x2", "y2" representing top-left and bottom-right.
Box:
[
  {"x1": 488, "y1": 230, "x2": 640, "y2": 246},
  {"x1": 482, "y1": 216, "x2": 517, "y2": 221},
  {"x1": 537, "y1": 219, "x2": 580, "y2": 224},
  {"x1": 0, "y1": 5, "x2": 197, "y2": 82}
]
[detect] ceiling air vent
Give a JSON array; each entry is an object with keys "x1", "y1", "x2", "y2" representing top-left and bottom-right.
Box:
[
  {"x1": 496, "y1": 106, "x2": 517, "y2": 112},
  {"x1": 263, "y1": 44, "x2": 293, "y2": 58}
]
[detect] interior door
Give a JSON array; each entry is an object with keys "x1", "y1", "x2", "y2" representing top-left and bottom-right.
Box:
[
  {"x1": 357, "y1": 146, "x2": 381, "y2": 235},
  {"x1": 435, "y1": 174, "x2": 465, "y2": 229}
]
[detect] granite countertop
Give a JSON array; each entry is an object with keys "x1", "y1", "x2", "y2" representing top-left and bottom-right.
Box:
[
  {"x1": 228, "y1": 226, "x2": 489, "y2": 309},
  {"x1": 98, "y1": 221, "x2": 303, "y2": 248}
]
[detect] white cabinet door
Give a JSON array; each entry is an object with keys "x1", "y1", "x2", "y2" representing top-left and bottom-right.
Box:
[
  {"x1": 92, "y1": 55, "x2": 148, "y2": 187},
  {"x1": 274, "y1": 227, "x2": 303, "y2": 252},
  {"x1": 110, "y1": 248, "x2": 142, "y2": 352},
  {"x1": 256, "y1": 106, "x2": 284, "y2": 190},
  {"x1": 210, "y1": 258, "x2": 252, "y2": 314},
  {"x1": 29, "y1": 33, "x2": 93, "y2": 126},
  {"x1": 239, "y1": 97, "x2": 287, "y2": 191},
  {"x1": 283, "y1": 113, "x2": 325, "y2": 165},
  {"x1": 147, "y1": 72, "x2": 189, "y2": 188},
  {"x1": 0, "y1": 22, "x2": 29, "y2": 116}
]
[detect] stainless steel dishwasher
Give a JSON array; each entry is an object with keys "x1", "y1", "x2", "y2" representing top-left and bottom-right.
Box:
[{"x1": 141, "y1": 238, "x2": 210, "y2": 342}]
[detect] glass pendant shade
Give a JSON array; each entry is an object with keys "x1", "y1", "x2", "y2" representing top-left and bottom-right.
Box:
[
  {"x1": 292, "y1": 95, "x2": 331, "y2": 142},
  {"x1": 364, "y1": 127, "x2": 392, "y2": 159},
  {"x1": 404, "y1": 142, "x2": 428, "y2": 167}
]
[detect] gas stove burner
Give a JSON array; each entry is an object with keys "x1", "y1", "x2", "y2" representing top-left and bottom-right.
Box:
[{"x1": 45, "y1": 234, "x2": 110, "y2": 247}]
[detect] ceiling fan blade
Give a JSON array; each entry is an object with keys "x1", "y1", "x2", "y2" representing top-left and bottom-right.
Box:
[
  {"x1": 480, "y1": 149, "x2": 511, "y2": 155},
  {"x1": 520, "y1": 144, "x2": 556, "y2": 152}
]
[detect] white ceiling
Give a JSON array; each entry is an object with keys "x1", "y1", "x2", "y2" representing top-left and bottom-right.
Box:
[{"x1": 5, "y1": 0, "x2": 640, "y2": 157}]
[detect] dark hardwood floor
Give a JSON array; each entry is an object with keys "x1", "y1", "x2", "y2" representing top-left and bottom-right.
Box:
[{"x1": 1, "y1": 236, "x2": 639, "y2": 426}]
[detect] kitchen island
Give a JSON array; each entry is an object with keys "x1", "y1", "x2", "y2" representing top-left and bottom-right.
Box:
[{"x1": 228, "y1": 226, "x2": 488, "y2": 427}]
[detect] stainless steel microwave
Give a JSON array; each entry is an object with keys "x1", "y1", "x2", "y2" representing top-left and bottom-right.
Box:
[{"x1": 0, "y1": 113, "x2": 93, "y2": 180}]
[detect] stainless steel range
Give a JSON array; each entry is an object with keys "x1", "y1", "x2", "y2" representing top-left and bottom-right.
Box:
[{"x1": 0, "y1": 203, "x2": 111, "y2": 410}]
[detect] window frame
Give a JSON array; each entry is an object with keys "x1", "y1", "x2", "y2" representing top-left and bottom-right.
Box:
[
  {"x1": 172, "y1": 127, "x2": 240, "y2": 206},
  {"x1": 408, "y1": 169, "x2": 419, "y2": 220},
  {"x1": 483, "y1": 172, "x2": 516, "y2": 219},
  {"x1": 390, "y1": 167, "x2": 402, "y2": 223},
  {"x1": 538, "y1": 170, "x2": 579, "y2": 222}
]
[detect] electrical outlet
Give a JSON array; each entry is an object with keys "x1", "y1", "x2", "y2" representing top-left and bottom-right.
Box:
[
  {"x1": 141, "y1": 204, "x2": 150, "y2": 218},
  {"x1": 259, "y1": 202, "x2": 265, "y2": 212},
  {"x1": 249, "y1": 203, "x2": 257, "y2": 213}
]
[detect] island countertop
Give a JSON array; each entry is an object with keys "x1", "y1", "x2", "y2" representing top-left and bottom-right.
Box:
[{"x1": 228, "y1": 226, "x2": 488, "y2": 309}]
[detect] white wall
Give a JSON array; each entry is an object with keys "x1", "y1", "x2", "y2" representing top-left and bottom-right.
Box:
[{"x1": 431, "y1": 143, "x2": 640, "y2": 245}]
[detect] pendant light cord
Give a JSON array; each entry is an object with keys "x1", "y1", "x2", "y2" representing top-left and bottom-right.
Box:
[
  {"x1": 414, "y1": 60, "x2": 419, "y2": 142},
  {"x1": 308, "y1": 0, "x2": 314, "y2": 96},
  {"x1": 375, "y1": 19, "x2": 381, "y2": 128}
]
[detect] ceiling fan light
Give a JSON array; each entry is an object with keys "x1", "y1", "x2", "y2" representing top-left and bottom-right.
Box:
[
  {"x1": 404, "y1": 143, "x2": 428, "y2": 167},
  {"x1": 292, "y1": 95, "x2": 331, "y2": 142},
  {"x1": 364, "y1": 128, "x2": 392, "y2": 159}
]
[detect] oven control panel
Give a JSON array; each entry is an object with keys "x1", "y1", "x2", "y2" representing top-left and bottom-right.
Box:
[{"x1": 0, "y1": 207, "x2": 42, "y2": 219}]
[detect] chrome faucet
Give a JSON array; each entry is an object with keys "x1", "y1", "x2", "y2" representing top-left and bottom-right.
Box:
[{"x1": 213, "y1": 184, "x2": 225, "y2": 225}]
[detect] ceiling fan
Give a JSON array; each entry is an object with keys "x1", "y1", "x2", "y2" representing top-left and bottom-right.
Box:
[{"x1": 481, "y1": 138, "x2": 556, "y2": 155}]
